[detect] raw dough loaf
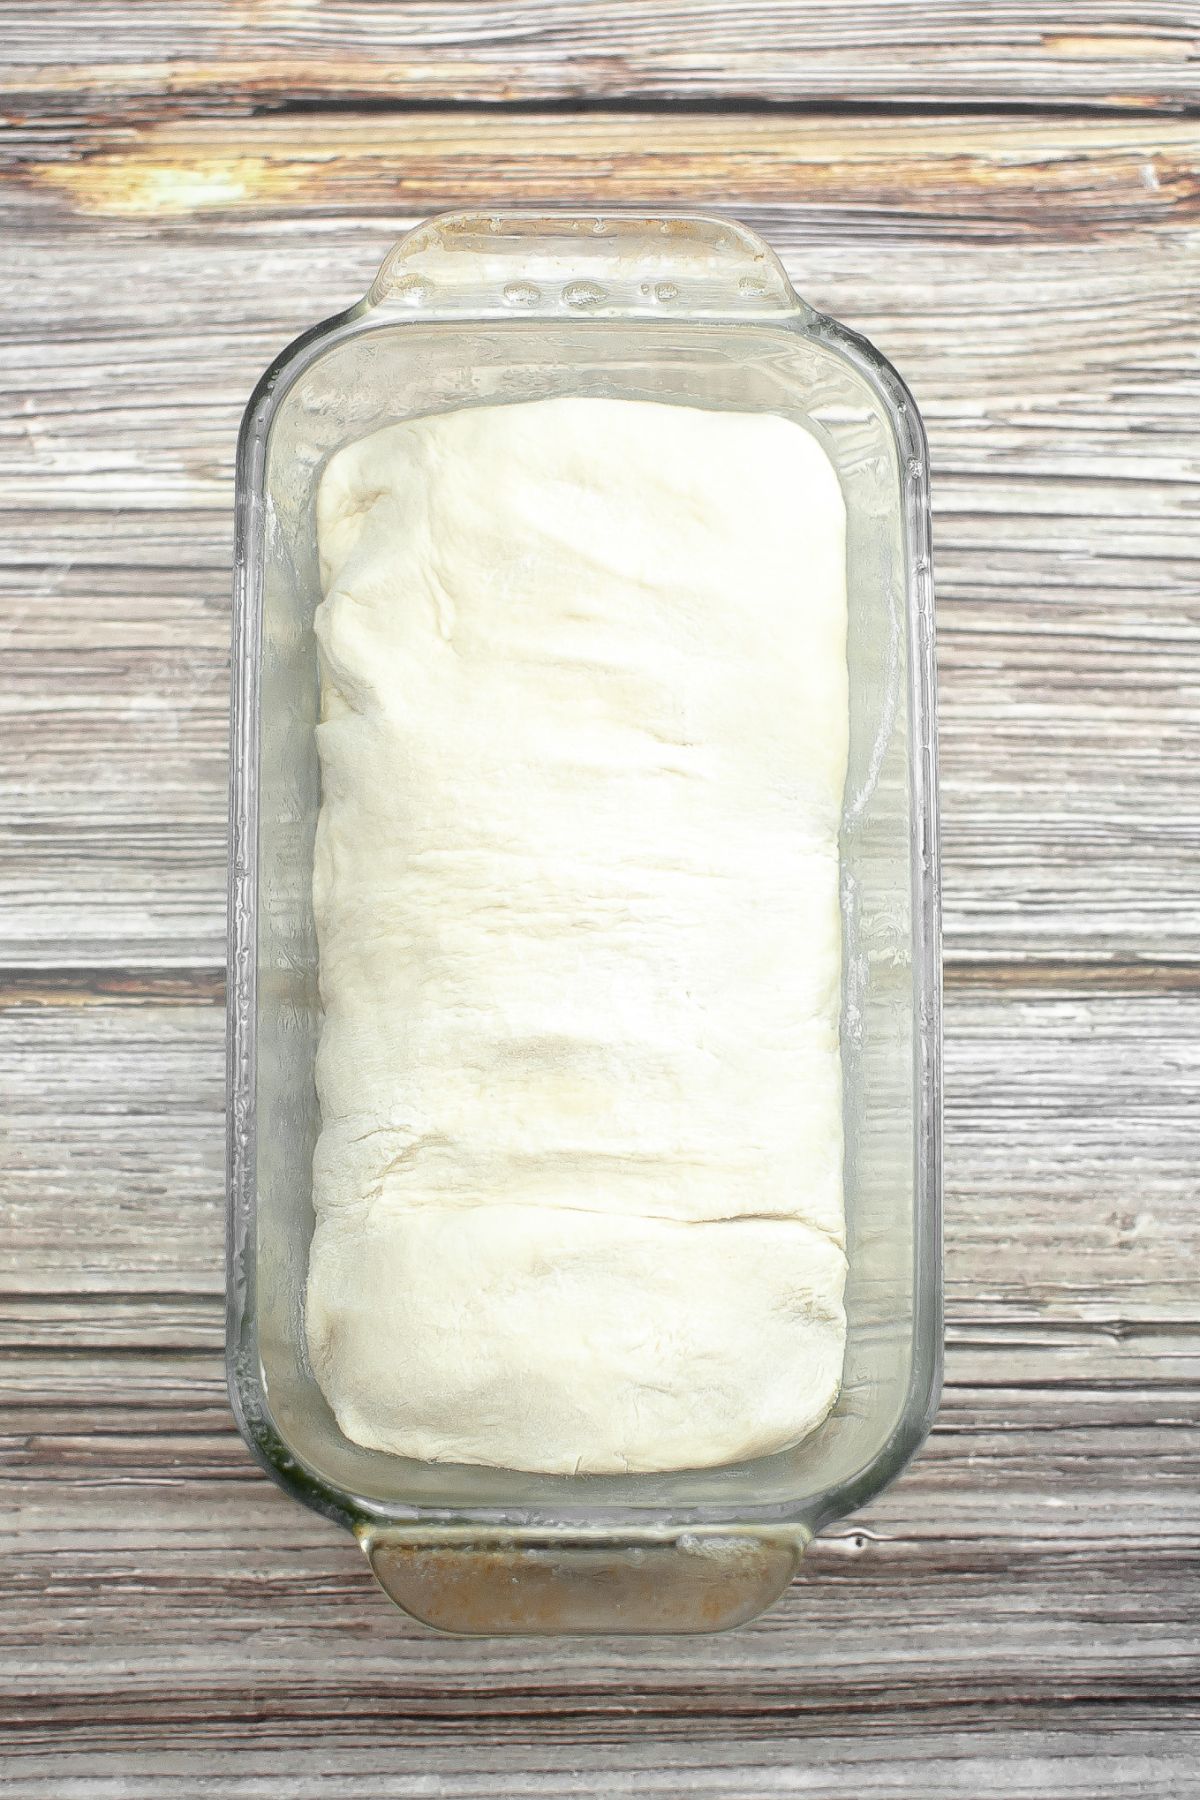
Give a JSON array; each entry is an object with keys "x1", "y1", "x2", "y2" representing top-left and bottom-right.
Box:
[{"x1": 306, "y1": 394, "x2": 849, "y2": 1475}]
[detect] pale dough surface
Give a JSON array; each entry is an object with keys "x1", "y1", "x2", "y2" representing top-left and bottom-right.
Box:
[{"x1": 306, "y1": 394, "x2": 849, "y2": 1475}]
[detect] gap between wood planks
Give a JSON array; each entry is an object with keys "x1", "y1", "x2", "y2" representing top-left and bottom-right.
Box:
[
  {"x1": 141, "y1": 95, "x2": 1200, "y2": 121},
  {"x1": 0, "y1": 961, "x2": 1196, "y2": 1009}
]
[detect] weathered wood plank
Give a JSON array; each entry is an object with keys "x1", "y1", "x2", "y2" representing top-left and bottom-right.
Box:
[
  {"x1": 0, "y1": 1003, "x2": 224, "y2": 1296},
  {"x1": 9, "y1": 1291, "x2": 1200, "y2": 1387},
  {"x1": 3, "y1": 980, "x2": 1197, "y2": 1779},
  {"x1": 6, "y1": 1357, "x2": 1199, "y2": 1550},
  {"x1": 0, "y1": 559, "x2": 230, "y2": 968},
  {"x1": 9, "y1": 112, "x2": 1200, "y2": 232},
  {"x1": 3, "y1": 1, "x2": 1198, "y2": 117},
  {"x1": 9, "y1": 546, "x2": 1200, "y2": 967},
  {"x1": 1, "y1": 1727, "x2": 1198, "y2": 1800},
  {"x1": 2, "y1": 1347, "x2": 1198, "y2": 1775},
  {"x1": 3, "y1": 991, "x2": 1199, "y2": 1375},
  {"x1": 2, "y1": 1374, "x2": 1198, "y2": 1790}
]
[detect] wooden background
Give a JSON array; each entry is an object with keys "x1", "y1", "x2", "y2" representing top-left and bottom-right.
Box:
[{"x1": 3, "y1": 3, "x2": 1199, "y2": 1794}]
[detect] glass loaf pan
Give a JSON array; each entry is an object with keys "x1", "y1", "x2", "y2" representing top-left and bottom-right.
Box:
[{"x1": 227, "y1": 210, "x2": 941, "y2": 1635}]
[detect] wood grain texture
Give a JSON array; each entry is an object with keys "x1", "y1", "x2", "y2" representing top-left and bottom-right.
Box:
[
  {"x1": 2, "y1": 119, "x2": 1199, "y2": 971},
  {"x1": 4, "y1": 0, "x2": 1199, "y2": 117},
  {"x1": 2, "y1": 10, "x2": 1199, "y2": 1793},
  {"x1": 3, "y1": 1340, "x2": 1199, "y2": 1789},
  {"x1": 5, "y1": 991, "x2": 1200, "y2": 1349},
  {"x1": 2, "y1": 1729, "x2": 1198, "y2": 1800},
  {"x1": 9, "y1": 112, "x2": 1200, "y2": 231}
]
